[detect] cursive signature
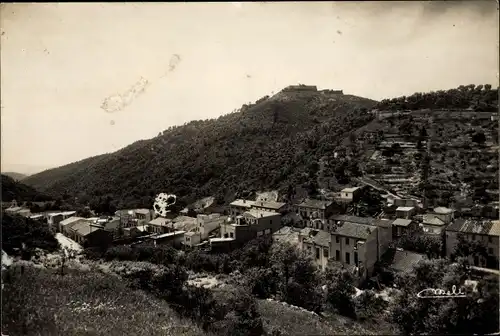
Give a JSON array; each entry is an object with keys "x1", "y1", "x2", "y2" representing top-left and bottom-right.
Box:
[{"x1": 417, "y1": 285, "x2": 467, "y2": 299}]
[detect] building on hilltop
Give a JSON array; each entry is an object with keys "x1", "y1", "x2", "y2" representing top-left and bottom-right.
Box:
[{"x1": 282, "y1": 84, "x2": 318, "y2": 92}]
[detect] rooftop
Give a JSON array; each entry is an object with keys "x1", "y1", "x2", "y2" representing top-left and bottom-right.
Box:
[
  {"x1": 61, "y1": 211, "x2": 77, "y2": 216},
  {"x1": 244, "y1": 209, "x2": 279, "y2": 219},
  {"x1": 393, "y1": 219, "x2": 413, "y2": 227},
  {"x1": 396, "y1": 206, "x2": 415, "y2": 212},
  {"x1": 60, "y1": 216, "x2": 84, "y2": 227},
  {"x1": 433, "y1": 207, "x2": 454, "y2": 214},
  {"x1": 333, "y1": 222, "x2": 375, "y2": 240},
  {"x1": 149, "y1": 217, "x2": 172, "y2": 227},
  {"x1": 489, "y1": 221, "x2": 500, "y2": 236},
  {"x1": 153, "y1": 231, "x2": 186, "y2": 239},
  {"x1": 298, "y1": 199, "x2": 333, "y2": 210},
  {"x1": 422, "y1": 215, "x2": 445, "y2": 226},
  {"x1": 210, "y1": 237, "x2": 235, "y2": 243},
  {"x1": 252, "y1": 200, "x2": 286, "y2": 210},
  {"x1": 341, "y1": 187, "x2": 361, "y2": 193},
  {"x1": 134, "y1": 209, "x2": 151, "y2": 215},
  {"x1": 230, "y1": 199, "x2": 255, "y2": 208},
  {"x1": 446, "y1": 219, "x2": 495, "y2": 235},
  {"x1": 272, "y1": 226, "x2": 301, "y2": 245},
  {"x1": 329, "y1": 215, "x2": 377, "y2": 226},
  {"x1": 6, "y1": 207, "x2": 22, "y2": 212},
  {"x1": 390, "y1": 250, "x2": 426, "y2": 272},
  {"x1": 300, "y1": 228, "x2": 331, "y2": 247},
  {"x1": 71, "y1": 221, "x2": 102, "y2": 237}
]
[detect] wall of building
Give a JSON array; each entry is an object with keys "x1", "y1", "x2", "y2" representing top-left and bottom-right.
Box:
[{"x1": 302, "y1": 241, "x2": 330, "y2": 271}]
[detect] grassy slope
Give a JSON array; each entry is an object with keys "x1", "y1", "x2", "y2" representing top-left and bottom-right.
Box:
[{"x1": 1, "y1": 265, "x2": 207, "y2": 336}]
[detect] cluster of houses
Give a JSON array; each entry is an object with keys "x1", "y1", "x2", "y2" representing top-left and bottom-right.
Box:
[
  {"x1": 278, "y1": 195, "x2": 500, "y2": 284},
  {"x1": 4, "y1": 187, "x2": 499, "y2": 282}
]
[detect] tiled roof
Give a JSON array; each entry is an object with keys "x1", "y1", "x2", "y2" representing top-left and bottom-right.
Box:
[
  {"x1": 300, "y1": 228, "x2": 331, "y2": 247},
  {"x1": 333, "y1": 222, "x2": 375, "y2": 240},
  {"x1": 446, "y1": 219, "x2": 495, "y2": 235},
  {"x1": 298, "y1": 199, "x2": 332, "y2": 210},
  {"x1": 230, "y1": 199, "x2": 255, "y2": 208},
  {"x1": 390, "y1": 250, "x2": 425, "y2": 272},
  {"x1": 393, "y1": 219, "x2": 412, "y2": 227},
  {"x1": 70, "y1": 221, "x2": 96, "y2": 237},
  {"x1": 329, "y1": 215, "x2": 374, "y2": 225},
  {"x1": 488, "y1": 221, "x2": 500, "y2": 237},
  {"x1": 422, "y1": 215, "x2": 445, "y2": 226},
  {"x1": 252, "y1": 200, "x2": 286, "y2": 210}
]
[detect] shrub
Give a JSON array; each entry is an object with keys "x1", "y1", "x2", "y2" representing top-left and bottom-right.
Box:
[{"x1": 354, "y1": 290, "x2": 388, "y2": 321}]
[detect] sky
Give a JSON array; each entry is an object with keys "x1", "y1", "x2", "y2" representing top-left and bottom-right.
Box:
[{"x1": 1, "y1": 1, "x2": 498, "y2": 175}]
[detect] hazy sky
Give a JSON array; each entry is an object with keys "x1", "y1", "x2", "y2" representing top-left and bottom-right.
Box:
[{"x1": 1, "y1": 2, "x2": 498, "y2": 174}]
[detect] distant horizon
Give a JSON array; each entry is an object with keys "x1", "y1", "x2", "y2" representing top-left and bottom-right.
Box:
[{"x1": 2, "y1": 2, "x2": 498, "y2": 173}]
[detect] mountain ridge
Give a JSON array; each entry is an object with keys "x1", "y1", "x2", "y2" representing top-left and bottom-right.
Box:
[{"x1": 23, "y1": 86, "x2": 377, "y2": 208}]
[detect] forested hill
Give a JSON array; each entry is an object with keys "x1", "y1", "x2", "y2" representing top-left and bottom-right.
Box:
[
  {"x1": 374, "y1": 84, "x2": 498, "y2": 111},
  {"x1": 1, "y1": 174, "x2": 52, "y2": 202},
  {"x1": 1, "y1": 172, "x2": 28, "y2": 181},
  {"x1": 23, "y1": 87, "x2": 377, "y2": 208}
]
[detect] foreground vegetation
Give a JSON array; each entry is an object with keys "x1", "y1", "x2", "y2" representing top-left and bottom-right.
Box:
[{"x1": 1, "y1": 265, "x2": 207, "y2": 336}]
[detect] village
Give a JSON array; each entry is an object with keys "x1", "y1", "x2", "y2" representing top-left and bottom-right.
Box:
[{"x1": 4, "y1": 177, "x2": 499, "y2": 285}]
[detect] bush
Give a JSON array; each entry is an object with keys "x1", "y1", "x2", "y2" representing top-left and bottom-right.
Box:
[
  {"x1": 325, "y1": 267, "x2": 356, "y2": 318},
  {"x1": 354, "y1": 290, "x2": 388, "y2": 321},
  {"x1": 2, "y1": 213, "x2": 59, "y2": 257}
]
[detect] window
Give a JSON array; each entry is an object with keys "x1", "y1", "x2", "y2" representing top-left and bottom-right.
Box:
[
  {"x1": 230, "y1": 232, "x2": 234, "y2": 238},
  {"x1": 354, "y1": 252, "x2": 358, "y2": 265},
  {"x1": 489, "y1": 236, "x2": 493, "y2": 243},
  {"x1": 345, "y1": 237, "x2": 350, "y2": 245},
  {"x1": 323, "y1": 248, "x2": 329, "y2": 258},
  {"x1": 316, "y1": 247, "x2": 320, "y2": 259},
  {"x1": 488, "y1": 247, "x2": 494, "y2": 255},
  {"x1": 336, "y1": 236, "x2": 340, "y2": 244},
  {"x1": 345, "y1": 252, "x2": 350, "y2": 264},
  {"x1": 224, "y1": 233, "x2": 228, "y2": 238},
  {"x1": 186, "y1": 237, "x2": 190, "y2": 242},
  {"x1": 270, "y1": 220, "x2": 273, "y2": 225},
  {"x1": 336, "y1": 250, "x2": 340, "y2": 260},
  {"x1": 471, "y1": 234, "x2": 476, "y2": 241}
]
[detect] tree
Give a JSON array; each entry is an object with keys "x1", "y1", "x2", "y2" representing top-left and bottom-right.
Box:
[{"x1": 324, "y1": 267, "x2": 356, "y2": 317}]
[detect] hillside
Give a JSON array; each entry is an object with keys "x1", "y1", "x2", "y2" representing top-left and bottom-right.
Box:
[
  {"x1": 24, "y1": 87, "x2": 377, "y2": 208},
  {"x1": 1, "y1": 174, "x2": 53, "y2": 202},
  {"x1": 1, "y1": 172, "x2": 28, "y2": 181}
]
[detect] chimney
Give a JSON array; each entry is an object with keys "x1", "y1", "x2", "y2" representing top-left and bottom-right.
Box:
[{"x1": 243, "y1": 199, "x2": 245, "y2": 203}]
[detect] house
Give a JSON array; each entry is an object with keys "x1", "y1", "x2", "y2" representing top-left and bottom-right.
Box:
[
  {"x1": 148, "y1": 231, "x2": 186, "y2": 248},
  {"x1": 299, "y1": 228, "x2": 331, "y2": 270},
  {"x1": 393, "y1": 198, "x2": 419, "y2": 208},
  {"x1": 171, "y1": 216, "x2": 198, "y2": 232},
  {"x1": 328, "y1": 215, "x2": 393, "y2": 254},
  {"x1": 272, "y1": 226, "x2": 301, "y2": 246},
  {"x1": 335, "y1": 187, "x2": 363, "y2": 203},
  {"x1": 388, "y1": 249, "x2": 426, "y2": 273},
  {"x1": 395, "y1": 206, "x2": 416, "y2": 219},
  {"x1": 329, "y1": 221, "x2": 380, "y2": 281},
  {"x1": 217, "y1": 210, "x2": 281, "y2": 247},
  {"x1": 67, "y1": 220, "x2": 113, "y2": 248},
  {"x1": 88, "y1": 216, "x2": 121, "y2": 236},
  {"x1": 392, "y1": 218, "x2": 419, "y2": 238},
  {"x1": 148, "y1": 217, "x2": 172, "y2": 234},
  {"x1": 229, "y1": 199, "x2": 255, "y2": 217},
  {"x1": 184, "y1": 214, "x2": 227, "y2": 247},
  {"x1": 445, "y1": 219, "x2": 500, "y2": 269},
  {"x1": 5, "y1": 207, "x2": 22, "y2": 214},
  {"x1": 115, "y1": 209, "x2": 153, "y2": 227},
  {"x1": 429, "y1": 207, "x2": 455, "y2": 224},
  {"x1": 421, "y1": 215, "x2": 446, "y2": 235},
  {"x1": 29, "y1": 214, "x2": 45, "y2": 221},
  {"x1": 59, "y1": 216, "x2": 86, "y2": 235},
  {"x1": 48, "y1": 211, "x2": 77, "y2": 231},
  {"x1": 297, "y1": 199, "x2": 335, "y2": 223},
  {"x1": 251, "y1": 200, "x2": 287, "y2": 214}
]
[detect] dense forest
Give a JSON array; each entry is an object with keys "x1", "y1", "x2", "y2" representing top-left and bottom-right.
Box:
[
  {"x1": 24, "y1": 91, "x2": 376, "y2": 209},
  {"x1": 1, "y1": 174, "x2": 52, "y2": 202},
  {"x1": 375, "y1": 84, "x2": 498, "y2": 111},
  {"x1": 23, "y1": 84, "x2": 498, "y2": 211}
]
